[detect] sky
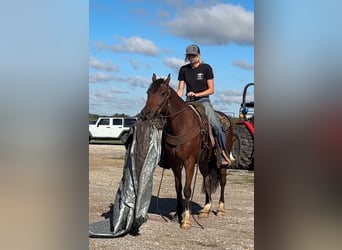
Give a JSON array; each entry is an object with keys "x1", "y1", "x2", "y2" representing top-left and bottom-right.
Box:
[{"x1": 89, "y1": 0, "x2": 254, "y2": 117}]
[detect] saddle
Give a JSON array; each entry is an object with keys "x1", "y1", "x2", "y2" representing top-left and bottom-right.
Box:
[
  {"x1": 215, "y1": 110, "x2": 232, "y2": 132},
  {"x1": 160, "y1": 103, "x2": 232, "y2": 168},
  {"x1": 187, "y1": 104, "x2": 233, "y2": 166},
  {"x1": 186, "y1": 103, "x2": 233, "y2": 146},
  {"x1": 164, "y1": 102, "x2": 232, "y2": 149},
  {"x1": 186, "y1": 102, "x2": 215, "y2": 147},
  {"x1": 164, "y1": 102, "x2": 211, "y2": 147}
]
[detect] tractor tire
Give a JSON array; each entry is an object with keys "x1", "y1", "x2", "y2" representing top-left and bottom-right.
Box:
[{"x1": 232, "y1": 124, "x2": 254, "y2": 170}]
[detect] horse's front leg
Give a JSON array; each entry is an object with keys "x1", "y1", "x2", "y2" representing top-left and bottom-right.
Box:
[
  {"x1": 216, "y1": 166, "x2": 228, "y2": 217},
  {"x1": 181, "y1": 160, "x2": 195, "y2": 229},
  {"x1": 171, "y1": 164, "x2": 183, "y2": 224}
]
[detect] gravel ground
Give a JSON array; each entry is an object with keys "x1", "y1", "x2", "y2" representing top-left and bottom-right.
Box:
[{"x1": 89, "y1": 144, "x2": 254, "y2": 250}]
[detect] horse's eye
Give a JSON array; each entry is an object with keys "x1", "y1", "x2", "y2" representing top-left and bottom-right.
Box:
[{"x1": 160, "y1": 92, "x2": 166, "y2": 97}]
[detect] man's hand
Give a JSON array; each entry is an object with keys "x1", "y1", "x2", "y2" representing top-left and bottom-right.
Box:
[{"x1": 187, "y1": 91, "x2": 196, "y2": 97}]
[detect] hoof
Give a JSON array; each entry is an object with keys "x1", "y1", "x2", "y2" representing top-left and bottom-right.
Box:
[
  {"x1": 216, "y1": 209, "x2": 225, "y2": 217},
  {"x1": 180, "y1": 220, "x2": 192, "y2": 230},
  {"x1": 198, "y1": 204, "x2": 211, "y2": 218},
  {"x1": 198, "y1": 211, "x2": 210, "y2": 218},
  {"x1": 181, "y1": 210, "x2": 191, "y2": 229},
  {"x1": 198, "y1": 208, "x2": 211, "y2": 218},
  {"x1": 216, "y1": 202, "x2": 225, "y2": 216}
]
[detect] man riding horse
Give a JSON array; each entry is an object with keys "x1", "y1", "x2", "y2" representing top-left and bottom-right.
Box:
[{"x1": 176, "y1": 44, "x2": 230, "y2": 165}]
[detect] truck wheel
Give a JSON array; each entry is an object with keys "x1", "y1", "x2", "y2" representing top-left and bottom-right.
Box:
[{"x1": 232, "y1": 124, "x2": 254, "y2": 170}]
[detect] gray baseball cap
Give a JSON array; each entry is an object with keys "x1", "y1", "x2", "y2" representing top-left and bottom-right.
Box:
[{"x1": 185, "y1": 44, "x2": 200, "y2": 55}]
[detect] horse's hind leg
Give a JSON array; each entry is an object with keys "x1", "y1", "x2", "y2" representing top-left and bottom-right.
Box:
[
  {"x1": 198, "y1": 176, "x2": 212, "y2": 218},
  {"x1": 216, "y1": 166, "x2": 228, "y2": 217},
  {"x1": 216, "y1": 125, "x2": 232, "y2": 217},
  {"x1": 198, "y1": 163, "x2": 212, "y2": 218}
]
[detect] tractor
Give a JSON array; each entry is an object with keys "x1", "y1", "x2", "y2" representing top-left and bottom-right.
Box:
[{"x1": 231, "y1": 83, "x2": 254, "y2": 170}]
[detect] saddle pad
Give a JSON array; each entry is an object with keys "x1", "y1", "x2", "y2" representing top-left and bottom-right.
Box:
[{"x1": 216, "y1": 111, "x2": 232, "y2": 131}]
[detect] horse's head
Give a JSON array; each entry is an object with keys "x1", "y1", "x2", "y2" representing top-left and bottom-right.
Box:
[{"x1": 141, "y1": 73, "x2": 171, "y2": 118}]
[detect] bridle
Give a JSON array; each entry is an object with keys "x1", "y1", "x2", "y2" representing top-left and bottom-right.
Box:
[
  {"x1": 155, "y1": 86, "x2": 170, "y2": 117},
  {"x1": 149, "y1": 86, "x2": 190, "y2": 120}
]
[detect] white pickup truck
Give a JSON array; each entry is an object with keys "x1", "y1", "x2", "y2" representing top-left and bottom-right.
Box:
[{"x1": 89, "y1": 117, "x2": 137, "y2": 142}]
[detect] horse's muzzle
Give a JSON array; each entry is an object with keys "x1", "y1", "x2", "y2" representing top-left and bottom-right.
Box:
[{"x1": 140, "y1": 108, "x2": 153, "y2": 120}]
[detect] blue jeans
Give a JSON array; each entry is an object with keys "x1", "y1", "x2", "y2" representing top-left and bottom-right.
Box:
[{"x1": 189, "y1": 97, "x2": 227, "y2": 151}]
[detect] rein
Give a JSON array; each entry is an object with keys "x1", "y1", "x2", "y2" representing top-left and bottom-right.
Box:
[
  {"x1": 152, "y1": 86, "x2": 190, "y2": 119},
  {"x1": 154, "y1": 87, "x2": 170, "y2": 117},
  {"x1": 162, "y1": 105, "x2": 190, "y2": 119}
]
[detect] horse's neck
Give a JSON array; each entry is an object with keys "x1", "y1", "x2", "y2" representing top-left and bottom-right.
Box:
[
  {"x1": 167, "y1": 91, "x2": 196, "y2": 132},
  {"x1": 168, "y1": 91, "x2": 187, "y2": 113}
]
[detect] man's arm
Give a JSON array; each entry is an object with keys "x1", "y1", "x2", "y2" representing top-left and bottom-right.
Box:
[{"x1": 177, "y1": 80, "x2": 185, "y2": 97}]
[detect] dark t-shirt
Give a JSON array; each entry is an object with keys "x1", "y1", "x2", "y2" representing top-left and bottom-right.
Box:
[{"x1": 178, "y1": 63, "x2": 214, "y2": 94}]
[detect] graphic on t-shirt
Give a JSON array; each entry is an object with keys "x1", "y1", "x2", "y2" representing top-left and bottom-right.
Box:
[{"x1": 196, "y1": 73, "x2": 204, "y2": 80}]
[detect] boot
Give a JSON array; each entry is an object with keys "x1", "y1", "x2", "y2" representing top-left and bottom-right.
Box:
[
  {"x1": 216, "y1": 132, "x2": 231, "y2": 165},
  {"x1": 221, "y1": 150, "x2": 231, "y2": 166}
]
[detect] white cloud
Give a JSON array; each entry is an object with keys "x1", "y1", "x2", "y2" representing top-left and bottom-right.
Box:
[
  {"x1": 94, "y1": 36, "x2": 160, "y2": 56},
  {"x1": 165, "y1": 3, "x2": 254, "y2": 45},
  {"x1": 93, "y1": 89, "x2": 113, "y2": 100},
  {"x1": 163, "y1": 57, "x2": 185, "y2": 71},
  {"x1": 89, "y1": 72, "x2": 114, "y2": 83},
  {"x1": 232, "y1": 60, "x2": 254, "y2": 70},
  {"x1": 89, "y1": 72, "x2": 151, "y2": 89},
  {"x1": 213, "y1": 88, "x2": 253, "y2": 115},
  {"x1": 108, "y1": 87, "x2": 130, "y2": 94},
  {"x1": 129, "y1": 59, "x2": 139, "y2": 70},
  {"x1": 89, "y1": 89, "x2": 146, "y2": 116},
  {"x1": 89, "y1": 57, "x2": 119, "y2": 72},
  {"x1": 128, "y1": 76, "x2": 151, "y2": 88},
  {"x1": 215, "y1": 89, "x2": 245, "y2": 106}
]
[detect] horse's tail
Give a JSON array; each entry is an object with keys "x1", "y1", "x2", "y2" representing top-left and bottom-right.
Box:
[
  {"x1": 201, "y1": 161, "x2": 220, "y2": 194},
  {"x1": 209, "y1": 164, "x2": 220, "y2": 193}
]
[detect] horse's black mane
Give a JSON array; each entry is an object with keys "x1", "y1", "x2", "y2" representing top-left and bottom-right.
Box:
[
  {"x1": 147, "y1": 78, "x2": 164, "y2": 93},
  {"x1": 148, "y1": 77, "x2": 179, "y2": 98}
]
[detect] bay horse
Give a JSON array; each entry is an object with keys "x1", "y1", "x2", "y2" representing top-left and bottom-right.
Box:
[{"x1": 141, "y1": 74, "x2": 233, "y2": 229}]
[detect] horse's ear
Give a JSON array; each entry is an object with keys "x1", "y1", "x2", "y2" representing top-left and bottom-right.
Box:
[
  {"x1": 164, "y1": 74, "x2": 171, "y2": 86},
  {"x1": 152, "y1": 73, "x2": 157, "y2": 82}
]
